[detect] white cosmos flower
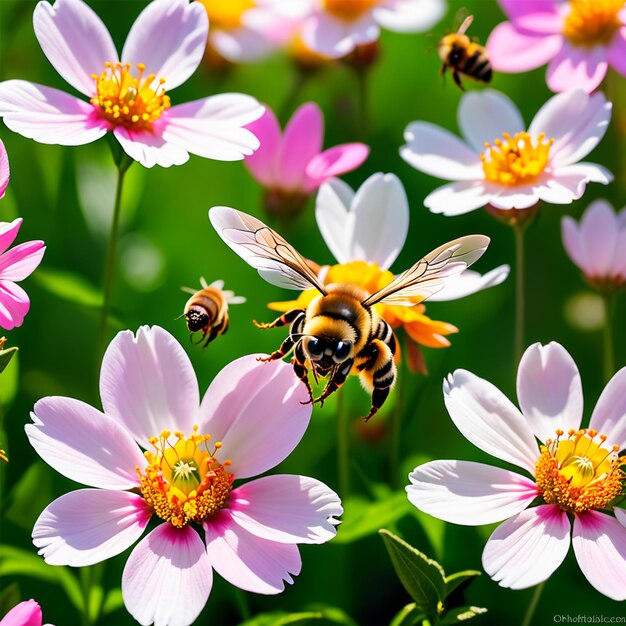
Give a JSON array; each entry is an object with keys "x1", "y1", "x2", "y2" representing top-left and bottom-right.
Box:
[{"x1": 400, "y1": 89, "x2": 613, "y2": 216}]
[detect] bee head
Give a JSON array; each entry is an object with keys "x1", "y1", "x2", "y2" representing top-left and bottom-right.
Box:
[
  {"x1": 185, "y1": 307, "x2": 209, "y2": 333},
  {"x1": 304, "y1": 336, "x2": 353, "y2": 366}
]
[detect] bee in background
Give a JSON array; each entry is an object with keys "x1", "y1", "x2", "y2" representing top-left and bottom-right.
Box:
[
  {"x1": 209, "y1": 206, "x2": 489, "y2": 422},
  {"x1": 439, "y1": 15, "x2": 492, "y2": 91},
  {"x1": 180, "y1": 278, "x2": 245, "y2": 348}
]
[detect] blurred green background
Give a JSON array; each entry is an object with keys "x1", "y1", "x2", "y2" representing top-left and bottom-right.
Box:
[{"x1": 0, "y1": 0, "x2": 625, "y2": 624}]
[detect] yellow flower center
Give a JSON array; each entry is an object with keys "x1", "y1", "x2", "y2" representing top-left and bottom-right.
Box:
[
  {"x1": 196, "y1": 0, "x2": 254, "y2": 30},
  {"x1": 323, "y1": 0, "x2": 378, "y2": 21},
  {"x1": 535, "y1": 429, "x2": 624, "y2": 514},
  {"x1": 290, "y1": 35, "x2": 334, "y2": 69},
  {"x1": 137, "y1": 427, "x2": 233, "y2": 528},
  {"x1": 563, "y1": 0, "x2": 624, "y2": 47},
  {"x1": 91, "y1": 62, "x2": 171, "y2": 130},
  {"x1": 481, "y1": 132, "x2": 554, "y2": 187}
]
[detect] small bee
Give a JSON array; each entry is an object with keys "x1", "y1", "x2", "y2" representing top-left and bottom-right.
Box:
[
  {"x1": 181, "y1": 277, "x2": 245, "y2": 348},
  {"x1": 439, "y1": 15, "x2": 492, "y2": 91},
  {"x1": 209, "y1": 206, "x2": 489, "y2": 421}
]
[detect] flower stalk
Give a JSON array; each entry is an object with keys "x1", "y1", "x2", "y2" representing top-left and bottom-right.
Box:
[
  {"x1": 602, "y1": 293, "x2": 615, "y2": 382},
  {"x1": 521, "y1": 582, "x2": 545, "y2": 626}
]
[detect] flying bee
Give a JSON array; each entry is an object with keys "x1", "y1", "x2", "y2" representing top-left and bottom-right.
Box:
[
  {"x1": 180, "y1": 277, "x2": 245, "y2": 348},
  {"x1": 439, "y1": 15, "x2": 492, "y2": 91},
  {"x1": 209, "y1": 206, "x2": 490, "y2": 421}
]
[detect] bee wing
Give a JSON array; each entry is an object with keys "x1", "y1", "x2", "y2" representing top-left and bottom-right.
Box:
[
  {"x1": 362, "y1": 235, "x2": 490, "y2": 307},
  {"x1": 209, "y1": 206, "x2": 327, "y2": 294}
]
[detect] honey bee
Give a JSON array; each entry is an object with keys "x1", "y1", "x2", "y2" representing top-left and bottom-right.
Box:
[
  {"x1": 439, "y1": 15, "x2": 492, "y2": 91},
  {"x1": 209, "y1": 206, "x2": 490, "y2": 421},
  {"x1": 181, "y1": 277, "x2": 245, "y2": 347}
]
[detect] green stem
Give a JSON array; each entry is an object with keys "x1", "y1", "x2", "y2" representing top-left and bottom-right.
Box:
[
  {"x1": 80, "y1": 567, "x2": 93, "y2": 626},
  {"x1": 521, "y1": 581, "x2": 545, "y2": 626},
  {"x1": 279, "y1": 70, "x2": 307, "y2": 120},
  {"x1": 389, "y1": 354, "x2": 404, "y2": 488},
  {"x1": 603, "y1": 294, "x2": 615, "y2": 382},
  {"x1": 514, "y1": 223, "x2": 526, "y2": 364},
  {"x1": 337, "y1": 388, "x2": 350, "y2": 499},
  {"x1": 233, "y1": 588, "x2": 251, "y2": 621},
  {"x1": 355, "y1": 67, "x2": 370, "y2": 140}
]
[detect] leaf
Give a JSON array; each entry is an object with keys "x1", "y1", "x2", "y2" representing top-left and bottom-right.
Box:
[
  {"x1": 101, "y1": 589, "x2": 124, "y2": 617},
  {"x1": 34, "y1": 267, "x2": 103, "y2": 308},
  {"x1": 441, "y1": 606, "x2": 487, "y2": 624},
  {"x1": 5, "y1": 461, "x2": 55, "y2": 531},
  {"x1": 304, "y1": 604, "x2": 357, "y2": 626},
  {"x1": 390, "y1": 603, "x2": 426, "y2": 626},
  {"x1": 379, "y1": 529, "x2": 446, "y2": 623},
  {"x1": 444, "y1": 570, "x2": 481, "y2": 598},
  {"x1": 0, "y1": 348, "x2": 18, "y2": 408},
  {"x1": 240, "y1": 611, "x2": 343, "y2": 626},
  {"x1": 0, "y1": 346, "x2": 17, "y2": 374},
  {"x1": 0, "y1": 582, "x2": 21, "y2": 616}
]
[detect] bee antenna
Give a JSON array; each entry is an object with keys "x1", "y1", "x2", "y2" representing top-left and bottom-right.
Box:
[{"x1": 175, "y1": 313, "x2": 186, "y2": 321}]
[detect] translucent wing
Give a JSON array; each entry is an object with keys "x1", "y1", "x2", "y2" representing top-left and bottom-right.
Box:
[
  {"x1": 457, "y1": 14, "x2": 473, "y2": 35},
  {"x1": 209, "y1": 206, "x2": 327, "y2": 293},
  {"x1": 362, "y1": 235, "x2": 490, "y2": 307}
]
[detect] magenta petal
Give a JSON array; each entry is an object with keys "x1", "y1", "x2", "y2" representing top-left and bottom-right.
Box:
[
  {"x1": 122, "y1": 524, "x2": 212, "y2": 626},
  {"x1": 607, "y1": 27, "x2": 626, "y2": 77},
  {"x1": 546, "y1": 43, "x2": 608, "y2": 94},
  {"x1": 0, "y1": 281, "x2": 30, "y2": 330},
  {"x1": 33, "y1": 489, "x2": 151, "y2": 567},
  {"x1": 497, "y1": 0, "x2": 562, "y2": 34},
  {"x1": 0, "y1": 600, "x2": 42, "y2": 626},
  {"x1": 0, "y1": 240, "x2": 45, "y2": 281},
  {"x1": 0, "y1": 219, "x2": 21, "y2": 256},
  {"x1": 244, "y1": 106, "x2": 282, "y2": 186},
  {"x1": 0, "y1": 140, "x2": 9, "y2": 198},
  {"x1": 304, "y1": 143, "x2": 369, "y2": 191}
]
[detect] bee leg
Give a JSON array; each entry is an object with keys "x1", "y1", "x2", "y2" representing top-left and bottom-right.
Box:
[
  {"x1": 356, "y1": 339, "x2": 396, "y2": 422},
  {"x1": 293, "y1": 340, "x2": 314, "y2": 403},
  {"x1": 202, "y1": 316, "x2": 228, "y2": 348},
  {"x1": 313, "y1": 359, "x2": 354, "y2": 407},
  {"x1": 254, "y1": 308, "x2": 304, "y2": 329},
  {"x1": 257, "y1": 311, "x2": 305, "y2": 362},
  {"x1": 374, "y1": 319, "x2": 397, "y2": 356},
  {"x1": 452, "y1": 71, "x2": 465, "y2": 91}
]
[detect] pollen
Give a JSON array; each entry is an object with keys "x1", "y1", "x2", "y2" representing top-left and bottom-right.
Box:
[
  {"x1": 323, "y1": 0, "x2": 378, "y2": 21},
  {"x1": 137, "y1": 427, "x2": 233, "y2": 528},
  {"x1": 90, "y1": 62, "x2": 171, "y2": 130},
  {"x1": 195, "y1": 0, "x2": 254, "y2": 30},
  {"x1": 535, "y1": 429, "x2": 624, "y2": 514},
  {"x1": 563, "y1": 0, "x2": 624, "y2": 47},
  {"x1": 481, "y1": 132, "x2": 554, "y2": 187}
]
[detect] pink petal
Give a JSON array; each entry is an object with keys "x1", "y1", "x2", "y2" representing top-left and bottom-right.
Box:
[
  {"x1": 517, "y1": 342, "x2": 583, "y2": 443},
  {"x1": 100, "y1": 326, "x2": 200, "y2": 447},
  {"x1": 112, "y1": 125, "x2": 189, "y2": 169},
  {"x1": 589, "y1": 367, "x2": 626, "y2": 449},
  {"x1": 579, "y1": 199, "x2": 619, "y2": 277},
  {"x1": 615, "y1": 508, "x2": 626, "y2": 528},
  {"x1": 573, "y1": 512, "x2": 626, "y2": 601},
  {"x1": 482, "y1": 505, "x2": 571, "y2": 589},
  {"x1": 210, "y1": 26, "x2": 279, "y2": 64},
  {"x1": 199, "y1": 355, "x2": 311, "y2": 479},
  {"x1": 33, "y1": 489, "x2": 151, "y2": 567},
  {"x1": 607, "y1": 27, "x2": 626, "y2": 77},
  {"x1": 0, "y1": 600, "x2": 42, "y2": 626},
  {"x1": 205, "y1": 511, "x2": 302, "y2": 594},
  {"x1": 546, "y1": 43, "x2": 608, "y2": 94},
  {"x1": 244, "y1": 106, "x2": 282, "y2": 187},
  {"x1": 302, "y1": 12, "x2": 377, "y2": 58},
  {"x1": 0, "y1": 219, "x2": 21, "y2": 256},
  {"x1": 497, "y1": 0, "x2": 562, "y2": 34},
  {"x1": 0, "y1": 140, "x2": 9, "y2": 198},
  {"x1": 406, "y1": 460, "x2": 537, "y2": 525},
  {"x1": 228, "y1": 475, "x2": 342, "y2": 544},
  {"x1": 122, "y1": 524, "x2": 212, "y2": 626},
  {"x1": 425, "y1": 181, "x2": 491, "y2": 216},
  {"x1": 0, "y1": 80, "x2": 109, "y2": 146},
  {"x1": 121, "y1": 0, "x2": 208, "y2": 92},
  {"x1": 0, "y1": 240, "x2": 45, "y2": 281},
  {"x1": 561, "y1": 215, "x2": 586, "y2": 270},
  {"x1": 26, "y1": 396, "x2": 145, "y2": 489},
  {"x1": 305, "y1": 142, "x2": 369, "y2": 191},
  {"x1": 0, "y1": 281, "x2": 30, "y2": 330},
  {"x1": 33, "y1": 0, "x2": 118, "y2": 97},
  {"x1": 486, "y1": 23, "x2": 562, "y2": 73},
  {"x1": 443, "y1": 370, "x2": 539, "y2": 473}
]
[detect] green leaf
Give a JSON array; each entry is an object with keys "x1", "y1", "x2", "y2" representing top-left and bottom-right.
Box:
[
  {"x1": 5, "y1": 461, "x2": 55, "y2": 531},
  {"x1": 444, "y1": 571, "x2": 481, "y2": 598},
  {"x1": 0, "y1": 348, "x2": 18, "y2": 408},
  {"x1": 101, "y1": 589, "x2": 124, "y2": 617},
  {"x1": 379, "y1": 529, "x2": 446, "y2": 623},
  {"x1": 304, "y1": 604, "x2": 357, "y2": 625},
  {"x1": 0, "y1": 582, "x2": 22, "y2": 616},
  {"x1": 0, "y1": 346, "x2": 18, "y2": 374},
  {"x1": 441, "y1": 606, "x2": 487, "y2": 624},
  {"x1": 390, "y1": 603, "x2": 426, "y2": 626},
  {"x1": 240, "y1": 611, "x2": 341, "y2": 626},
  {"x1": 34, "y1": 267, "x2": 103, "y2": 308}
]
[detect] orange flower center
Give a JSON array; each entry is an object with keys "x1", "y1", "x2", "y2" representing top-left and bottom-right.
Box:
[
  {"x1": 563, "y1": 0, "x2": 624, "y2": 47},
  {"x1": 137, "y1": 427, "x2": 233, "y2": 528},
  {"x1": 481, "y1": 132, "x2": 554, "y2": 186},
  {"x1": 323, "y1": 0, "x2": 378, "y2": 21},
  {"x1": 196, "y1": 0, "x2": 254, "y2": 30},
  {"x1": 535, "y1": 428, "x2": 624, "y2": 514},
  {"x1": 91, "y1": 62, "x2": 171, "y2": 130}
]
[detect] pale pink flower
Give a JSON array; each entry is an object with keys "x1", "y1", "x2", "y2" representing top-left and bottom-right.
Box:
[
  {"x1": 562, "y1": 199, "x2": 626, "y2": 290},
  {"x1": 407, "y1": 342, "x2": 626, "y2": 600},
  {"x1": 0, "y1": 219, "x2": 45, "y2": 331},
  {"x1": 486, "y1": 0, "x2": 626, "y2": 94},
  {"x1": 401, "y1": 89, "x2": 612, "y2": 215},
  {"x1": 0, "y1": 0, "x2": 264, "y2": 168},
  {"x1": 26, "y1": 326, "x2": 342, "y2": 626},
  {"x1": 0, "y1": 140, "x2": 9, "y2": 198},
  {"x1": 0, "y1": 600, "x2": 48, "y2": 626}
]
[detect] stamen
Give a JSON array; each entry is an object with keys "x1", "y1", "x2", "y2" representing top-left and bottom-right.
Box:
[{"x1": 563, "y1": 0, "x2": 623, "y2": 47}]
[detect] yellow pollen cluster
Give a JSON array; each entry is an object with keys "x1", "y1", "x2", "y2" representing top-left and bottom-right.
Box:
[
  {"x1": 323, "y1": 0, "x2": 378, "y2": 21},
  {"x1": 481, "y1": 132, "x2": 554, "y2": 186},
  {"x1": 535, "y1": 428, "x2": 624, "y2": 514},
  {"x1": 90, "y1": 62, "x2": 171, "y2": 130},
  {"x1": 137, "y1": 427, "x2": 233, "y2": 528},
  {"x1": 563, "y1": 0, "x2": 624, "y2": 47},
  {"x1": 195, "y1": 0, "x2": 254, "y2": 30}
]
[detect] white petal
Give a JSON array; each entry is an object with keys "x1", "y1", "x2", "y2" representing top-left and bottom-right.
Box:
[
  {"x1": 100, "y1": 326, "x2": 200, "y2": 447},
  {"x1": 113, "y1": 126, "x2": 189, "y2": 169},
  {"x1": 301, "y1": 12, "x2": 378, "y2": 58},
  {"x1": 482, "y1": 505, "x2": 571, "y2": 589},
  {"x1": 406, "y1": 460, "x2": 537, "y2": 525},
  {"x1": 122, "y1": 524, "x2": 212, "y2": 626},
  {"x1": 443, "y1": 370, "x2": 539, "y2": 473},
  {"x1": 428, "y1": 265, "x2": 510, "y2": 302},
  {"x1": 374, "y1": 0, "x2": 446, "y2": 33},
  {"x1": 401, "y1": 122, "x2": 482, "y2": 181},
  {"x1": 33, "y1": 489, "x2": 151, "y2": 566},
  {"x1": 615, "y1": 508, "x2": 626, "y2": 528},
  {"x1": 565, "y1": 162, "x2": 613, "y2": 184},
  {"x1": 589, "y1": 367, "x2": 626, "y2": 449},
  {"x1": 517, "y1": 342, "x2": 583, "y2": 443},
  {"x1": 210, "y1": 27, "x2": 278, "y2": 63},
  {"x1": 488, "y1": 183, "x2": 542, "y2": 210},
  {"x1": 561, "y1": 215, "x2": 586, "y2": 269},
  {"x1": 578, "y1": 197, "x2": 619, "y2": 277},
  {"x1": 458, "y1": 90, "x2": 525, "y2": 153},
  {"x1": 425, "y1": 181, "x2": 491, "y2": 216}
]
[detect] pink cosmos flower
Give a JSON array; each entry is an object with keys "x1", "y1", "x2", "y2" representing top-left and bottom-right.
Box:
[
  {"x1": 486, "y1": 0, "x2": 626, "y2": 94},
  {"x1": 26, "y1": 326, "x2": 342, "y2": 626},
  {"x1": 406, "y1": 342, "x2": 626, "y2": 600},
  {"x1": 0, "y1": 140, "x2": 9, "y2": 198},
  {"x1": 562, "y1": 199, "x2": 626, "y2": 291},
  {"x1": 245, "y1": 102, "x2": 369, "y2": 216},
  {"x1": 0, "y1": 600, "x2": 48, "y2": 626},
  {"x1": 0, "y1": 0, "x2": 264, "y2": 168},
  {"x1": 0, "y1": 219, "x2": 45, "y2": 330}
]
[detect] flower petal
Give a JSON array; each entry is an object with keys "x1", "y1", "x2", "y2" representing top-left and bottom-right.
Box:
[
  {"x1": 401, "y1": 122, "x2": 483, "y2": 181},
  {"x1": 428, "y1": 265, "x2": 510, "y2": 302},
  {"x1": 0, "y1": 281, "x2": 30, "y2": 330},
  {"x1": 227, "y1": 475, "x2": 342, "y2": 544},
  {"x1": 33, "y1": 489, "x2": 151, "y2": 567},
  {"x1": 210, "y1": 26, "x2": 278, "y2": 64},
  {"x1": 562, "y1": 215, "x2": 586, "y2": 270},
  {"x1": 305, "y1": 143, "x2": 369, "y2": 192},
  {"x1": 0, "y1": 140, "x2": 10, "y2": 199},
  {"x1": 615, "y1": 508, "x2": 626, "y2": 528},
  {"x1": 112, "y1": 125, "x2": 189, "y2": 169},
  {"x1": 482, "y1": 505, "x2": 570, "y2": 589},
  {"x1": 443, "y1": 369, "x2": 539, "y2": 473},
  {"x1": 573, "y1": 511, "x2": 626, "y2": 601},
  {"x1": 425, "y1": 181, "x2": 491, "y2": 216},
  {"x1": 0, "y1": 80, "x2": 109, "y2": 146},
  {"x1": 578, "y1": 198, "x2": 619, "y2": 277},
  {"x1": 458, "y1": 90, "x2": 525, "y2": 154},
  {"x1": 26, "y1": 397, "x2": 145, "y2": 489},
  {"x1": 607, "y1": 27, "x2": 626, "y2": 77},
  {"x1": 374, "y1": 0, "x2": 446, "y2": 33},
  {"x1": 546, "y1": 43, "x2": 608, "y2": 94},
  {"x1": 517, "y1": 342, "x2": 583, "y2": 443},
  {"x1": 33, "y1": 0, "x2": 118, "y2": 97},
  {"x1": 0, "y1": 219, "x2": 21, "y2": 257},
  {"x1": 100, "y1": 326, "x2": 200, "y2": 447},
  {"x1": 302, "y1": 12, "x2": 378, "y2": 58},
  {"x1": 199, "y1": 355, "x2": 311, "y2": 479},
  {"x1": 0, "y1": 600, "x2": 42, "y2": 626},
  {"x1": 121, "y1": 0, "x2": 208, "y2": 91},
  {"x1": 589, "y1": 367, "x2": 626, "y2": 449},
  {"x1": 205, "y1": 511, "x2": 302, "y2": 594},
  {"x1": 406, "y1": 460, "x2": 537, "y2": 525},
  {"x1": 0, "y1": 240, "x2": 45, "y2": 281},
  {"x1": 122, "y1": 524, "x2": 212, "y2": 626},
  {"x1": 244, "y1": 106, "x2": 282, "y2": 187},
  {"x1": 497, "y1": 0, "x2": 562, "y2": 33}
]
